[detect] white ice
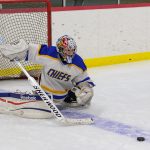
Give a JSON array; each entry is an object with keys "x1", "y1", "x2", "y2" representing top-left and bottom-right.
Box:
[{"x1": 0, "y1": 60, "x2": 150, "y2": 150}]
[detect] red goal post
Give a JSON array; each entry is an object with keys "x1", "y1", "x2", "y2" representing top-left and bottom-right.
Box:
[{"x1": 0, "y1": 0, "x2": 52, "y2": 79}]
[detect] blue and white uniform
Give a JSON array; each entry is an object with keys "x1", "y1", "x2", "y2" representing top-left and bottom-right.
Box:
[
  {"x1": 0, "y1": 38, "x2": 95, "y2": 118},
  {"x1": 27, "y1": 44, "x2": 95, "y2": 102}
]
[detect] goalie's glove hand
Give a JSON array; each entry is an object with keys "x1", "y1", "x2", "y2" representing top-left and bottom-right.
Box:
[
  {"x1": 64, "y1": 90, "x2": 77, "y2": 104},
  {"x1": 0, "y1": 39, "x2": 28, "y2": 61},
  {"x1": 72, "y1": 86, "x2": 93, "y2": 106},
  {"x1": 63, "y1": 86, "x2": 93, "y2": 107}
]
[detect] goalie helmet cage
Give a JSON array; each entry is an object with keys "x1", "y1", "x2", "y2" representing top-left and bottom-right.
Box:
[{"x1": 0, "y1": 0, "x2": 51, "y2": 79}]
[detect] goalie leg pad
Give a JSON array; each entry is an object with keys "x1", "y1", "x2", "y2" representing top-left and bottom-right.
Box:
[{"x1": 0, "y1": 97, "x2": 53, "y2": 119}]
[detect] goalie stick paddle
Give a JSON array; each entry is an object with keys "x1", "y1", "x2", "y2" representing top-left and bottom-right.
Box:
[{"x1": 14, "y1": 60, "x2": 94, "y2": 125}]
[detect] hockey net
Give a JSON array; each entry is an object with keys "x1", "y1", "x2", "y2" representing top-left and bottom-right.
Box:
[{"x1": 0, "y1": 0, "x2": 51, "y2": 79}]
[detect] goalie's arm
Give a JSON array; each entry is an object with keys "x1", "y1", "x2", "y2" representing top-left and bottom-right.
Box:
[
  {"x1": 0, "y1": 39, "x2": 45, "y2": 65},
  {"x1": 0, "y1": 39, "x2": 29, "y2": 61}
]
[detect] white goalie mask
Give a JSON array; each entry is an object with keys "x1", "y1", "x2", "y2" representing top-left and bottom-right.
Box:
[{"x1": 56, "y1": 35, "x2": 77, "y2": 64}]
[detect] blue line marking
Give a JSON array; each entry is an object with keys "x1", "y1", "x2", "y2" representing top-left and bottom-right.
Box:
[
  {"x1": 62, "y1": 109, "x2": 150, "y2": 142},
  {"x1": 8, "y1": 105, "x2": 150, "y2": 142}
]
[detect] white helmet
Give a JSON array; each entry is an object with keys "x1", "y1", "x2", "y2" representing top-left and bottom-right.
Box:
[{"x1": 56, "y1": 35, "x2": 77, "y2": 63}]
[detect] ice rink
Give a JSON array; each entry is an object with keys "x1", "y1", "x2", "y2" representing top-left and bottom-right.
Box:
[{"x1": 0, "y1": 60, "x2": 150, "y2": 150}]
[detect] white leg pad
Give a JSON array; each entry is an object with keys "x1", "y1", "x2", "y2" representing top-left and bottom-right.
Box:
[{"x1": 0, "y1": 97, "x2": 53, "y2": 119}]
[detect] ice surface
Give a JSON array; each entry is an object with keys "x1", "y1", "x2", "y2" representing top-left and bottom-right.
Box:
[{"x1": 0, "y1": 60, "x2": 150, "y2": 150}]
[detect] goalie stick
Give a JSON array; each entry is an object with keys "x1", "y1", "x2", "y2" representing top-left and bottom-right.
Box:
[{"x1": 14, "y1": 60, "x2": 94, "y2": 125}]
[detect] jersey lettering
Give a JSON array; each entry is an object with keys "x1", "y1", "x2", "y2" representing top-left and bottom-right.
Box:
[{"x1": 47, "y1": 69, "x2": 71, "y2": 81}]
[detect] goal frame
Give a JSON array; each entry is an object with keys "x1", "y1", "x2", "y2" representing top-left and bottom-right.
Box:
[
  {"x1": 0, "y1": 0, "x2": 52, "y2": 46},
  {"x1": 0, "y1": 0, "x2": 52, "y2": 79}
]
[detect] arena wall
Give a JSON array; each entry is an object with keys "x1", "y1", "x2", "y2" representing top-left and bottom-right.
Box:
[{"x1": 52, "y1": 4, "x2": 150, "y2": 67}]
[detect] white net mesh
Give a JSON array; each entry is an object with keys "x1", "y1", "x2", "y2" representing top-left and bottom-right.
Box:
[{"x1": 0, "y1": 1, "x2": 51, "y2": 79}]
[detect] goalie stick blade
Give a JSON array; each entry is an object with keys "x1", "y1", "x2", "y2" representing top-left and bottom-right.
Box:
[{"x1": 60, "y1": 118, "x2": 94, "y2": 125}]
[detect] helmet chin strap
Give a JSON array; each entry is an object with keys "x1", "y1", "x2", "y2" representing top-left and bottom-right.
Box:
[
  {"x1": 59, "y1": 54, "x2": 73, "y2": 64},
  {"x1": 66, "y1": 56, "x2": 72, "y2": 63}
]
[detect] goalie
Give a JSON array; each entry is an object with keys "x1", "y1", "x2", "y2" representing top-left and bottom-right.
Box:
[{"x1": 0, "y1": 35, "x2": 95, "y2": 118}]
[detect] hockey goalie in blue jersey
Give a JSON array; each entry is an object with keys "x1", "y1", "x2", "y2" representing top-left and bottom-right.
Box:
[{"x1": 0, "y1": 35, "x2": 95, "y2": 118}]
